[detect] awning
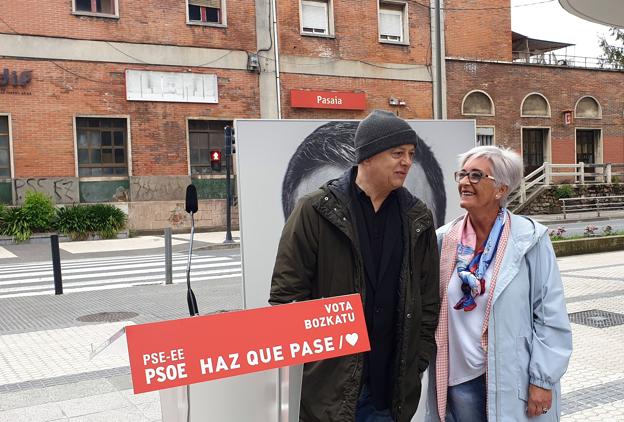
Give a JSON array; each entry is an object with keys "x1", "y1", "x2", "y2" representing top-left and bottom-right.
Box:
[
  {"x1": 512, "y1": 31, "x2": 574, "y2": 56},
  {"x1": 559, "y1": 0, "x2": 624, "y2": 28}
]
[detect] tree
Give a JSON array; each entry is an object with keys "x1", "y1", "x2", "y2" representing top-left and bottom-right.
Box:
[{"x1": 599, "y1": 28, "x2": 624, "y2": 69}]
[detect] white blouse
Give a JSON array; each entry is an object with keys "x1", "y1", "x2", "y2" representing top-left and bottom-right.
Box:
[{"x1": 446, "y1": 264, "x2": 493, "y2": 386}]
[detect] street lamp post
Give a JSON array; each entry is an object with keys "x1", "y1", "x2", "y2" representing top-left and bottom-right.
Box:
[{"x1": 224, "y1": 126, "x2": 234, "y2": 244}]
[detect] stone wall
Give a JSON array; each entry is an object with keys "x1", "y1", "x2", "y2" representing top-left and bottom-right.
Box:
[
  {"x1": 522, "y1": 184, "x2": 624, "y2": 215},
  {"x1": 130, "y1": 176, "x2": 191, "y2": 202},
  {"x1": 553, "y1": 235, "x2": 624, "y2": 257},
  {"x1": 127, "y1": 199, "x2": 239, "y2": 233}
]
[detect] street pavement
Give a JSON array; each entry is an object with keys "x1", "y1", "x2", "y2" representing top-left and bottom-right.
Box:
[
  {"x1": 0, "y1": 232, "x2": 241, "y2": 298},
  {"x1": 0, "y1": 251, "x2": 241, "y2": 298},
  {"x1": 1, "y1": 224, "x2": 624, "y2": 421},
  {"x1": 531, "y1": 209, "x2": 624, "y2": 238}
]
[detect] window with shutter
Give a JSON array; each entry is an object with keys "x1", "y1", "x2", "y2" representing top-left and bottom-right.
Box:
[
  {"x1": 379, "y1": 2, "x2": 407, "y2": 43},
  {"x1": 301, "y1": 0, "x2": 329, "y2": 34}
]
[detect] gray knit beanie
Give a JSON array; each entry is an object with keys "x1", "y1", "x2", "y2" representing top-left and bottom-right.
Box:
[{"x1": 354, "y1": 110, "x2": 419, "y2": 163}]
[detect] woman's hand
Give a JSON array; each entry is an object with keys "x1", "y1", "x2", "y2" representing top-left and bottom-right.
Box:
[{"x1": 527, "y1": 384, "x2": 552, "y2": 418}]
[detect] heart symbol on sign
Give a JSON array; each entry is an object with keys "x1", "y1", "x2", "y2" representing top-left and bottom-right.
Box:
[{"x1": 345, "y1": 333, "x2": 358, "y2": 347}]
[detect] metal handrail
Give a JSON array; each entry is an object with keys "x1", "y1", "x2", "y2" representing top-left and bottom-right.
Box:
[
  {"x1": 559, "y1": 195, "x2": 624, "y2": 219},
  {"x1": 510, "y1": 163, "x2": 624, "y2": 208}
]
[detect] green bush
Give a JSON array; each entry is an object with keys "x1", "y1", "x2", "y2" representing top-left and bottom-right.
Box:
[
  {"x1": 0, "y1": 192, "x2": 56, "y2": 241},
  {"x1": 554, "y1": 184, "x2": 573, "y2": 200},
  {"x1": 56, "y1": 204, "x2": 126, "y2": 240},
  {"x1": 89, "y1": 204, "x2": 127, "y2": 239},
  {"x1": 55, "y1": 205, "x2": 95, "y2": 240},
  {"x1": 22, "y1": 191, "x2": 56, "y2": 232},
  {"x1": 1, "y1": 207, "x2": 32, "y2": 242},
  {"x1": 0, "y1": 203, "x2": 6, "y2": 229}
]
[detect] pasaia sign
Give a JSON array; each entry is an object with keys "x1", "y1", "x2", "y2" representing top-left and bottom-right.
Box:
[
  {"x1": 126, "y1": 294, "x2": 370, "y2": 394},
  {"x1": 290, "y1": 89, "x2": 367, "y2": 110}
]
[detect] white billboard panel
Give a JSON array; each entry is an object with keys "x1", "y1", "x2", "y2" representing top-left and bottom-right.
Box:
[
  {"x1": 229, "y1": 118, "x2": 475, "y2": 422},
  {"x1": 235, "y1": 119, "x2": 475, "y2": 310}
]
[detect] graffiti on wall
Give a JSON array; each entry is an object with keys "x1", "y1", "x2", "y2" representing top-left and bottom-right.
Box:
[
  {"x1": 130, "y1": 176, "x2": 191, "y2": 202},
  {"x1": 14, "y1": 177, "x2": 79, "y2": 204}
]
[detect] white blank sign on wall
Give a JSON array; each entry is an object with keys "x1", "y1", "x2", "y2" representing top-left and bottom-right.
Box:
[{"x1": 125, "y1": 70, "x2": 218, "y2": 103}]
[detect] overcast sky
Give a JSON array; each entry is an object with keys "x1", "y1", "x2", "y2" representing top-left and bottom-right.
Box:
[{"x1": 510, "y1": 0, "x2": 615, "y2": 58}]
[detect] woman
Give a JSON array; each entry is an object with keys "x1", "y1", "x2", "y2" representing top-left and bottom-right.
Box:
[{"x1": 425, "y1": 146, "x2": 572, "y2": 421}]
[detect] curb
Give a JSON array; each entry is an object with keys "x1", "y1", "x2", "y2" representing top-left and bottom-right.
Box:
[
  {"x1": 0, "y1": 231, "x2": 130, "y2": 246},
  {"x1": 536, "y1": 216, "x2": 611, "y2": 225},
  {"x1": 552, "y1": 235, "x2": 624, "y2": 257},
  {"x1": 195, "y1": 243, "x2": 240, "y2": 251}
]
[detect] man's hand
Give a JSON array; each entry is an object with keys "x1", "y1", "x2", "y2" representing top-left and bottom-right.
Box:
[{"x1": 527, "y1": 384, "x2": 552, "y2": 418}]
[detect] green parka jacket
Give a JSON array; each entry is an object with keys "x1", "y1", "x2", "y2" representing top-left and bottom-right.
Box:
[{"x1": 269, "y1": 169, "x2": 440, "y2": 422}]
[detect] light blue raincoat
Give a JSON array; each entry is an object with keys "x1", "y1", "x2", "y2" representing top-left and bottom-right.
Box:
[{"x1": 425, "y1": 213, "x2": 573, "y2": 421}]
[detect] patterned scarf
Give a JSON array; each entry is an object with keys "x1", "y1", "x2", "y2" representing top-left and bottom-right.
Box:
[{"x1": 454, "y1": 208, "x2": 507, "y2": 312}]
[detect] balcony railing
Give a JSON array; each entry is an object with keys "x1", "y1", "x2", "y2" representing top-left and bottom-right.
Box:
[{"x1": 512, "y1": 51, "x2": 622, "y2": 70}]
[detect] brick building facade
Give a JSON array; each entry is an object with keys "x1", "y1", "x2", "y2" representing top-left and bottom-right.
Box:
[
  {"x1": 443, "y1": 0, "x2": 624, "y2": 174},
  {"x1": 1, "y1": 0, "x2": 439, "y2": 230},
  {"x1": 275, "y1": 0, "x2": 434, "y2": 119},
  {"x1": 1, "y1": 0, "x2": 623, "y2": 231},
  {"x1": 446, "y1": 60, "x2": 624, "y2": 173},
  {"x1": 1, "y1": 0, "x2": 262, "y2": 231}
]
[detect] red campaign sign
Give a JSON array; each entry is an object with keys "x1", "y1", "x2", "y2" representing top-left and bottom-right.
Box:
[
  {"x1": 126, "y1": 294, "x2": 370, "y2": 394},
  {"x1": 290, "y1": 89, "x2": 367, "y2": 110}
]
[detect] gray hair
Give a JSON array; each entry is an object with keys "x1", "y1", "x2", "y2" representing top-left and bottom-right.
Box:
[{"x1": 458, "y1": 145, "x2": 523, "y2": 207}]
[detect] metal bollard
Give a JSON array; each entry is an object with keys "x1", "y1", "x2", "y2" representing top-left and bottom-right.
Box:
[
  {"x1": 164, "y1": 227, "x2": 172, "y2": 285},
  {"x1": 51, "y1": 234, "x2": 63, "y2": 295}
]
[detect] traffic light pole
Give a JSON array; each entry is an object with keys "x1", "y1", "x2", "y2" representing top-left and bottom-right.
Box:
[{"x1": 224, "y1": 126, "x2": 234, "y2": 244}]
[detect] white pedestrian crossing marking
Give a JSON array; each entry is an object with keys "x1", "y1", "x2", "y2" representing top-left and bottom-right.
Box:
[
  {"x1": 0, "y1": 253, "x2": 241, "y2": 298},
  {"x1": 0, "y1": 247, "x2": 16, "y2": 259}
]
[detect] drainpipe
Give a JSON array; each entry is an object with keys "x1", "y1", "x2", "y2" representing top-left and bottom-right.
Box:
[
  {"x1": 270, "y1": 0, "x2": 282, "y2": 119},
  {"x1": 432, "y1": 0, "x2": 446, "y2": 119}
]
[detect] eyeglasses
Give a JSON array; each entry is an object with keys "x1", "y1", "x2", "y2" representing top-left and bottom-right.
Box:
[{"x1": 454, "y1": 170, "x2": 496, "y2": 184}]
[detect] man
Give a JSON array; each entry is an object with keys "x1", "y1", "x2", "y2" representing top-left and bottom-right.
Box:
[{"x1": 270, "y1": 110, "x2": 440, "y2": 422}]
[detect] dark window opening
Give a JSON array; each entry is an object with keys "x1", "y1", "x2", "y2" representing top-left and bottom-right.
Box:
[
  {"x1": 0, "y1": 116, "x2": 9, "y2": 178},
  {"x1": 522, "y1": 128, "x2": 547, "y2": 175},
  {"x1": 75, "y1": 0, "x2": 115, "y2": 14},
  {"x1": 188, "y1": 2, "x2": 222, "y2": 24},
  {"x1": 189, "y1": 120, "x2": 231, "y2": 175},
  {"x1": 76, "y1": 117, "x2": 128, "y2": 177},
  {"x1": 577, "y1": 129, "x2": 600, "y2": 181},
  {"x1": 189, "y1": 4, "x2": 202, "y2": 20}
]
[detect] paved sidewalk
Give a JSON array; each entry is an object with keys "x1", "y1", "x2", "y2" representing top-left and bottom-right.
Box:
[
  {"x1": 1, "y1": 233, "x2": 623, "y2": 420},
  {"x1": 0, "y1": 231, "x2": 240, "y2": 264},
  {"x1": 0, "y1": 280, "x2": 243, "y2": 422},
  {"x1": 557, "y1": 250, "x2": 624, "y2": 421}
]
